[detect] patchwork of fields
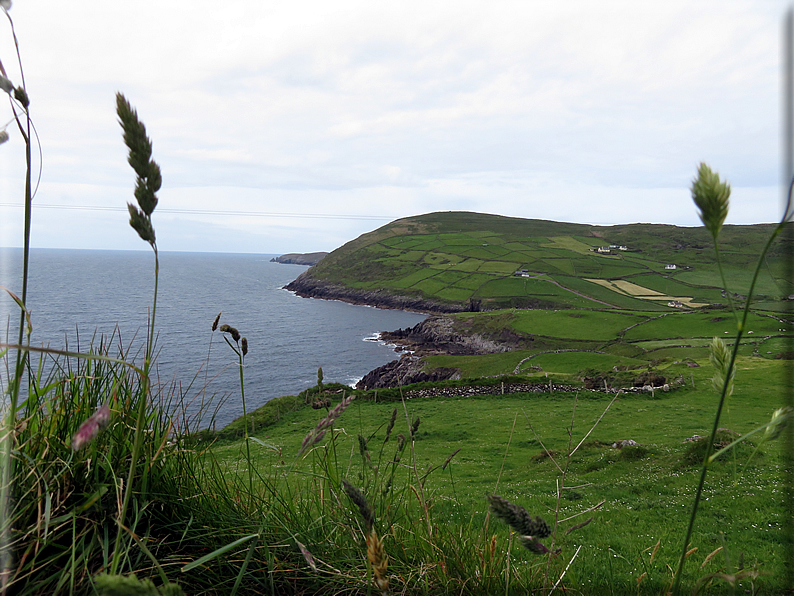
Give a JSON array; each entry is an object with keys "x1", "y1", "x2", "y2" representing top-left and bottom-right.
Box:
[{"x1": 311, "y1": 220, "x2": 788, "y2": 313}]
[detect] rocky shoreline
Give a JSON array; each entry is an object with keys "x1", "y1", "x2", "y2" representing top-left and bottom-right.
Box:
[
  {"x1": 286, "y1": 275, "x2": 674, "y2": 393},
  {"x1": 284, "y1": 272, "x2": 471, "y2": 314}
]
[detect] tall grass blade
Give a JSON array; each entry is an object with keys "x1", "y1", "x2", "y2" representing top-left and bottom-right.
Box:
[
  {"x1": 181, "y1": 534, "x2": 259, "y2": 573},
  {"x1": 230, "y1": 534, "x2": 259, "y2": 596}
]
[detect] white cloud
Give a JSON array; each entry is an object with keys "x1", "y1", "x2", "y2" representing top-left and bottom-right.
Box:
[{"x1": 0, "y1": 0, "x2": 788, "y2": 253}]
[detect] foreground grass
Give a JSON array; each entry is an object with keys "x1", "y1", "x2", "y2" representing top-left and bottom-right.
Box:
[{"x1": 205, "y1": 358, "x2": 786, "y2": 594}]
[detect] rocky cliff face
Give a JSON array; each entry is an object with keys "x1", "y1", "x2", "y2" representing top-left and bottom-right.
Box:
[
  {"x1": 284, "y1": 272, "x2": 470, "y2": 314},
  {"x1": 285, "y1": 271, "x2": 512, "y2": 389}
]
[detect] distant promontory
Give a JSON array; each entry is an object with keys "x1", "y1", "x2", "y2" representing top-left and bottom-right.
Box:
[
  {"x1": 281, "y1": 211, "x2": 784, "y2": 313},
  {"x1": 270, "y1": 252, "x2": 328, "y2": 266}
]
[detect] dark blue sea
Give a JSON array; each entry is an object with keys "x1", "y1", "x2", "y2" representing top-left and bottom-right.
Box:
[{"x1": 0, "y1": 249, "x2": 426, "y2": 428}]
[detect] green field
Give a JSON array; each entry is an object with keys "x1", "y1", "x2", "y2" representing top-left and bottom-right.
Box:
[
  {"x1": 623, "y1": 312, "x2": 785, "y2": 342},
  {"x1": 508, "y1": 309, "x2": 647, "y2": 340},
  {"x1": 406, "y1": 305, "x2": 794, "y2": 388}
]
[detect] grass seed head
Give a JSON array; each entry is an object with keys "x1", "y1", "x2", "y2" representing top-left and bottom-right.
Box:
[
  {"x1": 486, "y1": 495, "x2": 551, "y2": 538},
  {"x1": 410, "y1": 416, "x2": 421, "y2": 439},
  {"x1": 519, "y1": 535, "x2": 551, "y2": 555},
  {"x1": 241, "y1": 337, "x2": 248, "y2": 356},
  {"x1": 763, "y1": 406, "x2": 793, "y2": 442},
  {"x1": 384, "y1": 408, "x2": 397, "y2": 443},
  {"x1": 691, "y1": 162, "x2": 730, "y2": 241},
  {"x1": 211, "y1": 312, "x2": 221, "y2": 331},
  {"x1": 343, "y1": 479, "x2": 374, "y2": 531},
  {"x1": 117, "y1": 92, "x2": 161, "y2": 231},
  {"x1": 296, "y1": 540, "x2": 318, "y2": 573},
  {"x1": 709, "y1": 336, "x2": 735, "y2": 397},
  {"x1": 298, "y1": 394, "x2": 355, "y2": 455},
  {"x1": 219, "y1": 324, "x2": 241, "y2": 343},
  {"x1": 127, "y1": 203, "x2": 155, "y2": 244},
  {"x1": 366, "y1": 530, "x2": 389, "y2": 593}
]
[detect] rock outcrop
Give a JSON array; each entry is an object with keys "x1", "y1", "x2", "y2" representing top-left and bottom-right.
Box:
[
  {"x1": 382, "y1": 316, "x2": 509, "y2": 356},
  {"x1": 356, "y1": 355, "x2": 459, "y2": 390},
  {"x1": 356, "y1": 316, "x2": 510, "y2": 390}
]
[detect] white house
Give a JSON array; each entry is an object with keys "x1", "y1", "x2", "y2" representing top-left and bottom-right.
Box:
[{"x1": 665, "y1": 264, "x2": 677, "y2": 270}]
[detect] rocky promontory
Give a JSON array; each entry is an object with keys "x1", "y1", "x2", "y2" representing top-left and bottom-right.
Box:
[
  {"x1": 284, "y1": 272, "x2": 472, "y2": 314},
  {"x1": 380, "y1": 316, "x2": 509, "y2": 356},
  {"x1": 356, "y1": 316, "x2": 509, "y2": 390},
  {"x1": 271, "y1": 252, "x2": 328, "y2": 266}
]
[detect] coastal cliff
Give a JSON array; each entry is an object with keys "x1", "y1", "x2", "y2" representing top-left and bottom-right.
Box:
[{"x1": 379, "y1": 316, "x2": 509, "y2": 356}]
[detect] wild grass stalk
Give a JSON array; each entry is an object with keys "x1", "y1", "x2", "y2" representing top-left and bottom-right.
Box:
[
  {"x1": 110, "y1": 92, "x2": 163, "y2": 576},
  {"x1": 218, "y1": 323, "x2": 253, "y2": 502},
  {"x1": 199, "y1": 312, "x2": 222, "y2": 418},
  {"x1": 0, "y1": 5, "x2": 35, "y2": 586},
  {"x1": 670, "y1": 164, "x2": 794, "y2": 595}
]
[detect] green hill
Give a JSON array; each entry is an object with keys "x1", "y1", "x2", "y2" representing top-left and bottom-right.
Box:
[{"x1": 286, "y1": 211, "x2": 790, "y2": 312}]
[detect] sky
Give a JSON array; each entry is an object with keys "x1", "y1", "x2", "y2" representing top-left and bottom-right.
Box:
[{"x1": 0, "y1": 1, "x2": 791, "y2": 254}]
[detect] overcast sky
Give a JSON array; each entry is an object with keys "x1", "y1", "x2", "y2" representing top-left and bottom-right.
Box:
[{"x1": 0, "y1": 1, "x2": 790, "y2": 254}]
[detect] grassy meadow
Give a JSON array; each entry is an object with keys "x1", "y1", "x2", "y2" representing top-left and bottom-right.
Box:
[{"x1": 206, "y1": 352, "x2": 788, "y2": 595}]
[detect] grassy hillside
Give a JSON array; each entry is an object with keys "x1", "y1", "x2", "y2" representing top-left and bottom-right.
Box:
[{"x1": 299, "y1": 212, "x2": 790, "y2": 312}]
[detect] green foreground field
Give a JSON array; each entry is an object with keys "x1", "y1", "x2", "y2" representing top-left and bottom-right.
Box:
[{"x1": 209, "y1": 355, "x2": 789, "y2": 594}]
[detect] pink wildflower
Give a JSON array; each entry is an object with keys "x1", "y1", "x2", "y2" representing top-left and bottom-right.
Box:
[{"x1": 71, "y1": 403, "x2": 112, "y2": 451}]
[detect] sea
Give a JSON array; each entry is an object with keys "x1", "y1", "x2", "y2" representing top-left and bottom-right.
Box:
[{"x1": 0, "y1": 248, "x2": 426, "y2": 429}]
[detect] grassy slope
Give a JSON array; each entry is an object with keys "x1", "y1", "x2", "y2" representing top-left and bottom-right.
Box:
[{"x1": 301, "y1": 212, "x2": 790, "y2": 311}]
